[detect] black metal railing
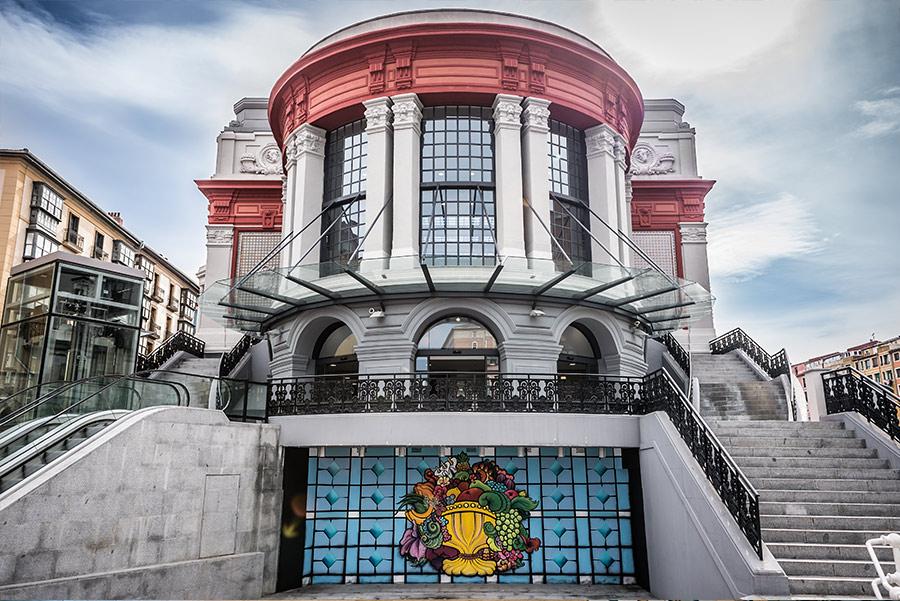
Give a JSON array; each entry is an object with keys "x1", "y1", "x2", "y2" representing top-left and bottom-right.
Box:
[
  {"x1": 823, "y1": 367, "x2": 900, "y2": 443},
  {"x1": 709, "y1": 328, "x2": 790, "y2": 378},
  {"x1": 136, "y1": 330, "x2": 205, "y2": 372},
  {"x1": 220, "y1": 334, "x2": 262, "y2": 377},
  {"x1": 656, "y1": 332, "x2": 691, "y2": 376},
  {"x1": 267, "y1": 369, "x2": 762, "y2": 557}
]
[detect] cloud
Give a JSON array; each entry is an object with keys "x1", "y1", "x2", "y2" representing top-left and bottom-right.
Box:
[
  {"x1": 853, "y1": 87, "x2": 900, "y2": 138},
  {"x1": 707, "y1": 194, "x2": 821, "y2": 281}
]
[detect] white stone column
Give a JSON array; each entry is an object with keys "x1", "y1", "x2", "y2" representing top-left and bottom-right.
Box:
[
  {"x1": 585, "y1": 124, "x2": 623, "y2": 266},
  {"x1": 521, "y1": 97, "x2": 553, "y2": 265},
  {"x1": 389, "y1": 93, "x2": 423, "y2": 270},
  {"x1": 362, "y1": 97, "x2": 393, "y2": 268},
  {"x1": 284, "y1": 124, "x2": 326, "y2": 267},
  {"x1": 679, "y1": 221, "x2": 716, "y2": 350},
  {"x1": 614, "y1": 139, "x2": 632, "y2": 267},
  {"x1": 196, "y1": 224, "x2": 242, "y2": 352},
  {"x1": 492, "y1": 94, "x2": 526, "y2": 261}
]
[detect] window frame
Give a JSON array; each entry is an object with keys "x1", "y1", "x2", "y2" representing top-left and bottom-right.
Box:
[
  {"x1": 548, "y1": 120, "x2": 591, "y2": 271},
  {"x1": 320, "y1": 120, "x2": 368, "y2": 274}
]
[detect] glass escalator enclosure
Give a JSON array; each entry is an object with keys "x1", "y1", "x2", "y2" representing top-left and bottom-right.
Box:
[
  {"x1": 314, "y1": 324, "x2": 358, "y2": 376},
  {"x1": 415, "y1": 316, "x2": 499, "y2": 374},
  {"x1": 557, "y1": 324, "x2": 600, "y2": 375}
]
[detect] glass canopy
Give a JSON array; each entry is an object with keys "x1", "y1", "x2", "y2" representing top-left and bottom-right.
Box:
[{"x1": 199, "y1": 255, "x2": 714, "y2": 334}]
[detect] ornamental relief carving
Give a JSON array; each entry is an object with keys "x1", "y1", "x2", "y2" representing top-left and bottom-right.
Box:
[
  {"x1": 679, "y1": 223, "x2": 708, "y2": 243},
  {"x1": 630, "y1": 143, "x2": 676, "y2": 176},
  {"x1": 206, "y1": 227, "x2": 234, "y2": 246},
  {"x1": 288, "y1": 127, "x2": 326, "y2": 156},
  {"x1": 493, "y1": 100, "x2": 523, "y2": 126},
  {"x1": 364, "y1": 103, "x2": 393, "y2": 130},
  {"x1": 392, "y1": 99, "x2": 423, "y2": 126},
  {"x1": 239, "y1": 144, "x2": 283, "y2": 175},
  {"x1": 585, "y1": 128, "x2": 617, "y2": 157},
  {"x1": 522, "y1": 104, "x2": 550, "y2": 129}
]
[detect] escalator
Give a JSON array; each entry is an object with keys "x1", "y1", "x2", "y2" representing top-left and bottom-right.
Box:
[{"x1": 0, "y1": 374, "x2": 189, "y2": 494}]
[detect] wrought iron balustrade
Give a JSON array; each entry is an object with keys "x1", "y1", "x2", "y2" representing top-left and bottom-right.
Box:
[
  {"x1": 656, "y1": 332, "x2": 691, "y2": 376},
  {"x1": 135, "y1": 330, "x2": 205, "y2": 372},
  {"x1": 710, "y1": 328, "x2": 790, "y2": 378},
  {"x1": 220, "y1": 334, "x2": 262, "y2": 377},
  {"x1": 266, "y1": 368, "x2": 762, "y2": 558},
  {"x1": 823, "y1": 367, "x2": 900, "y2": 443}
]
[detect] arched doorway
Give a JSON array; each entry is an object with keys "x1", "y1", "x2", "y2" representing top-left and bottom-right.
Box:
[
  {"x1": 557, "y1": 324, "x2": 600, "y2": 374},
  {"x1": 415, "y1": 316, "x2": 499, "y2": 374},
  {"x1": 313, "y1": 324, "x2": 358, "y2": 375}
]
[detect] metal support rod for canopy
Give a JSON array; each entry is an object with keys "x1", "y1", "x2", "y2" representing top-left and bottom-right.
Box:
[
  {"x1": 638, "y1": 300, "x2": 696, "y2": 315},
  {"x1": 573, "y1": 273, "x2": 637, "y2": 300},
  {"x1": 236, "y1": 284, "x2": 303, "y2": 307},
  {"x1": 533, "y1": 267, "x2": 579, "y2": 296},
  {"x1": 343, "y1": 269, "x2": 386, "y2": 296},
  {"x1": 483, "y1": 260, "x2": 505, "y2": 293},
  {"x1": 555, "y1": 200, "x2": 626, "y2": 269},
  {"x1": 523, "y1": 197, "x2": 574, "y2": 267},
  {"x1": 284, "y1": 274, "x2": 339, "y2": 300},
  {"x1": 609, "y1": 284, "x2": 680, "y2": 307},
  {"x1": 291, "y1": 196, "x2": 357, "y2": 270},
  {"x1": 348, "y1": 195, "x2": 392, "y2": 265},
  {"x1": 572, "y1": 198, "x2": 678, "y2": 287},
  {"x1": 217, "y1": 299, "x2": 280, "y2": 315}
]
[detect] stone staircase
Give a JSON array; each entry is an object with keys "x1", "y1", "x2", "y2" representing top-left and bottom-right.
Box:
[
  {"x1": 692, "y1": 352, "x2": 789, "y2": 420},
  {"x1": 154, "y1": 355, "x2": 221, "y2": 408},
  {"x1": 710, "y1": 418, "x2": 899, "y2": 597}
]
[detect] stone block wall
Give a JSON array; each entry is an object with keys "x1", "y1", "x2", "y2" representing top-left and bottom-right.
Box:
[{"x1": 0, "y1": 407, "x2": 282, "y2": 599}]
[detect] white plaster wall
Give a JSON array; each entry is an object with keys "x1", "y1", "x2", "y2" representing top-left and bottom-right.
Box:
[{"x1": 631, "y1": 99, "x2": 699, "y2": 180}]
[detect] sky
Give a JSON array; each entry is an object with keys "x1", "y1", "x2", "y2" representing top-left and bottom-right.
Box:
[{"x1": 0, "y1": 0, "x2": 898, "y2": 362}]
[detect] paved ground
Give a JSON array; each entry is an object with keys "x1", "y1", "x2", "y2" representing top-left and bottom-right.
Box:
[{"x1": 267, "y1": 584, "x2": 653, "y2": 600}]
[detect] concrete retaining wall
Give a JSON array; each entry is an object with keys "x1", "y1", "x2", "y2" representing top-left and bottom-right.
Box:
[{"x1": 0, "y1": 407, "x2": 282, "y2": 599}]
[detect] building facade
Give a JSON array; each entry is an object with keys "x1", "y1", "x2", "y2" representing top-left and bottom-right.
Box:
[
  {"x1": 794, "y1": 336, "x2": 900, "y2": 397},
  {"x1": 196, "y1": 10, "x2": 728, "y2": 590},
  {"x1": 0, "y1": 149, "x2": 200, "y2": 358}
]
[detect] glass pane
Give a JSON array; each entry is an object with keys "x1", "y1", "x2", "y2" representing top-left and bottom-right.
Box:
[
  {"x1": 43, "y1": 317, "x2": 138, "y2": 382},
  {"x1": 0, "y1": 318, "x2": 47, "y2": 398},
  {"x1": 100, "y1": 276, "x2": 141, "y2": 306},
  {"x1": 418, "y1": 316, "x2": 497, "y2": 351}
]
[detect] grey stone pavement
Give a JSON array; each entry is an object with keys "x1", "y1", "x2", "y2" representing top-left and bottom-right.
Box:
[{"x1": 266, "y1": 584, "x2": 653, "y2": 600}]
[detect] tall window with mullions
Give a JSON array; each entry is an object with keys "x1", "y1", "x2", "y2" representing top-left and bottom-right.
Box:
[
  {"x1": 420, "y1": 106, "x2": 496, "y2": 266},
  {"x1": 548, "y1": 120, "x2": 591, "y2": 273},
  {"x1": 321, "y1": 120, "x2": 367, "y2": 276}
]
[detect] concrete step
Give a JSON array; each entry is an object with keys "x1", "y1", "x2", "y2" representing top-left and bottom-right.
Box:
[
  {"x1": 717, "y1": 436, "x2": 865, "y2": 449},
  {"x1": 763, "y1": 528, "x2": 893, "y2": 545},
  {"x1": 729, "y1": 446, "x2": 876, "y2": 458},
  {"x1": 761, "y1": 514, "x2": 900, "y2": 531},
  {"x1": 760, "y1": 489, "x2": 900, "y2": 504},
  {"x1": 760, "y1": 500, "x2": 900, "y2": 517},
  {"x1": 743, "y1": 466, "x2": 900, "y2": 480},
  {"x1": 736, "y1": 456, "x2": 889, "y2": 469},
  {"x1": 787, "y1": 575, "x2": 880, "y2": 597},
  {"x1": 768, "y1": 542, "x2": 894, "y2": 561},
  {"x1": 713, "y1": 426, "x2": 855, "y2": 438},
  {"x1": 780, "y1": 558, "x2": 877, "y2": 578},
  {"x1": 754, "y1": 478, "x2": 900, "y2": 492},
  {"x1": 708, "y1": 420, "x2": 844, "y2": 429}
]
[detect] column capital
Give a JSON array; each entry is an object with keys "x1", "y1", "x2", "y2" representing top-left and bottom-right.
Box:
[
  {"x1": 679, "y1": 221, "x2": 708, "y2": 244},
  {"x1": 585, "y1": 123, "x2": 625, "y2": 159},
  {"x1": 492, "y1": 93, "x2": 523, "y2": 131},
  {"x1": 363, "y1": 96, "x2": 393, "y2": 133},
  {"x1": 522, "y1": 97, "x2": 551, "y2": 132},
  {"x1": 390, "y1": 93, "x2": 423, "y2": 130},
  {"x1": 206, "y1": 224, "x2": 234, "y2": 247},
  {"x1": 286, "y1": 123, "x2": 326, "y2": 160}
]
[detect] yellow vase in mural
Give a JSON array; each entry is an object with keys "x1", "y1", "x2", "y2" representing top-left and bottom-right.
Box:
[{"x1": 439, "y1": 502, "x2": 497, "y2": 576}]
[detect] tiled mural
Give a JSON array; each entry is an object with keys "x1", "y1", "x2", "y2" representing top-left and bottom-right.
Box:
[{"x1": 301, "y1": 446, "x2": 641, "y2": 585}]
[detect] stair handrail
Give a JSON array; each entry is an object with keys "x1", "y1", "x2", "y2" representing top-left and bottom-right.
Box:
[
  {"x1": 0, "y1": 379, "x2": 70, "y2": 417},
  {"x1": 0, "y1": 375, "x2": 119, "y2": 432},
  {"x1": 136, "y1": 330, "x2": 206, "y2": 373},
  {"x1": 709, "y1": 328, "x2": 790, "y2": 379},
  {"x1": 647, "y1": 368, "x2": 763, "y2": 558},
  {"x1": 867, "y1": 533, "x2": 900, "y2": 599},
  {"x1": 822, "y1": 367, "x2": 900, "y2": 443},
  {"x1": 219, "y1": 334, "x2": 263, "y2": 377},
  {"x1": 655, "y1": 332, "x2": 691, "y2": 387}
]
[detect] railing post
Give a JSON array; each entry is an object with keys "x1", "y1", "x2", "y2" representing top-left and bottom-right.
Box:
[{"x1": 803, "y1": 368, "x2": 829, "y2": 422}]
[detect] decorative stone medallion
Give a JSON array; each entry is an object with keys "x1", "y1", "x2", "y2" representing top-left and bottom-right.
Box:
[{"x1": 630, "y1": 143, "x2": 675, "y2": 176}]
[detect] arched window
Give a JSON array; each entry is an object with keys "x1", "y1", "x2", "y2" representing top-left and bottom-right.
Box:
[
  {"x1": 313, "y1": 324, "x2": 358, "y2": 375},
  {"x1": 415, "y1": 316, "x2": 499, "y2": 374},
  {"x1": 420, "y1": 106, "x2": 496, "y2": 267},
  {"x1": 548, "y1": 120, "x2": 591, "y2": 271},
  {"x1": 557, "y1": 324, "x2": 600, "y2": 374},
  {"x1": 321, "y1": 120, "x2": 367, "y2": 275}
]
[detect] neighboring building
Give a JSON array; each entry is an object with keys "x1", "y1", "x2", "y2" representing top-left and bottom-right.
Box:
[
  {"x1": 0, "y1": 149, "x2": 200, "y2": 357},
  {"x1": 793, "y1": 336, "x2": 900, "y2": 397}
]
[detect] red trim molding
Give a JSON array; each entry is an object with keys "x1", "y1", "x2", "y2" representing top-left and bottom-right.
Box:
[
  {"x1": 631, "y1": 179, "x2": 714, "y2": 230},
  {"x1": 269, "y1": 21, "x2": 643, "y2": 151},
  {"x1": 195, "y1": 179, "x2": 283, "y2": 228}
]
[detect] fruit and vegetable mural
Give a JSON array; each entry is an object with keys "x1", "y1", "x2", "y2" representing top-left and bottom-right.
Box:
[
  {"x1": 300, "y1": 447, "x2": 642, "y2": 585},
  {"x1": 398, "y1": 452, "x2": 540, "y2": 575}
]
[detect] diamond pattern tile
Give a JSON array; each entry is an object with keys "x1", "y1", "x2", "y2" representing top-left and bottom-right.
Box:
[
  {"x1": 325, "y1": 489, "x2": 340, "y2": 506},
  {"x1": 323, "y1": 522, "x2": 338, "y2": 540},
  {"x1": 370, "y1": 489, "x2": 385, "y2": 505}
]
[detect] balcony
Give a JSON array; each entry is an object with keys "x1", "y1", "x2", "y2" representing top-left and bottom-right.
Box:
[
  {"x1": 147, "y1": 322, "x2": 161, "y2": 339},
  {"x1": 63, "y1": 229, "x2": 84, "y2": 252},
  {"x1": 92, "y1": 247, "x2": 109, "y2": 261},
  {"x1": 150, "y1": 286, "x2": 164, "y2": 302},
  {"x1": 167, "y1": 298, "x2": 179, "y2": 312}
]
